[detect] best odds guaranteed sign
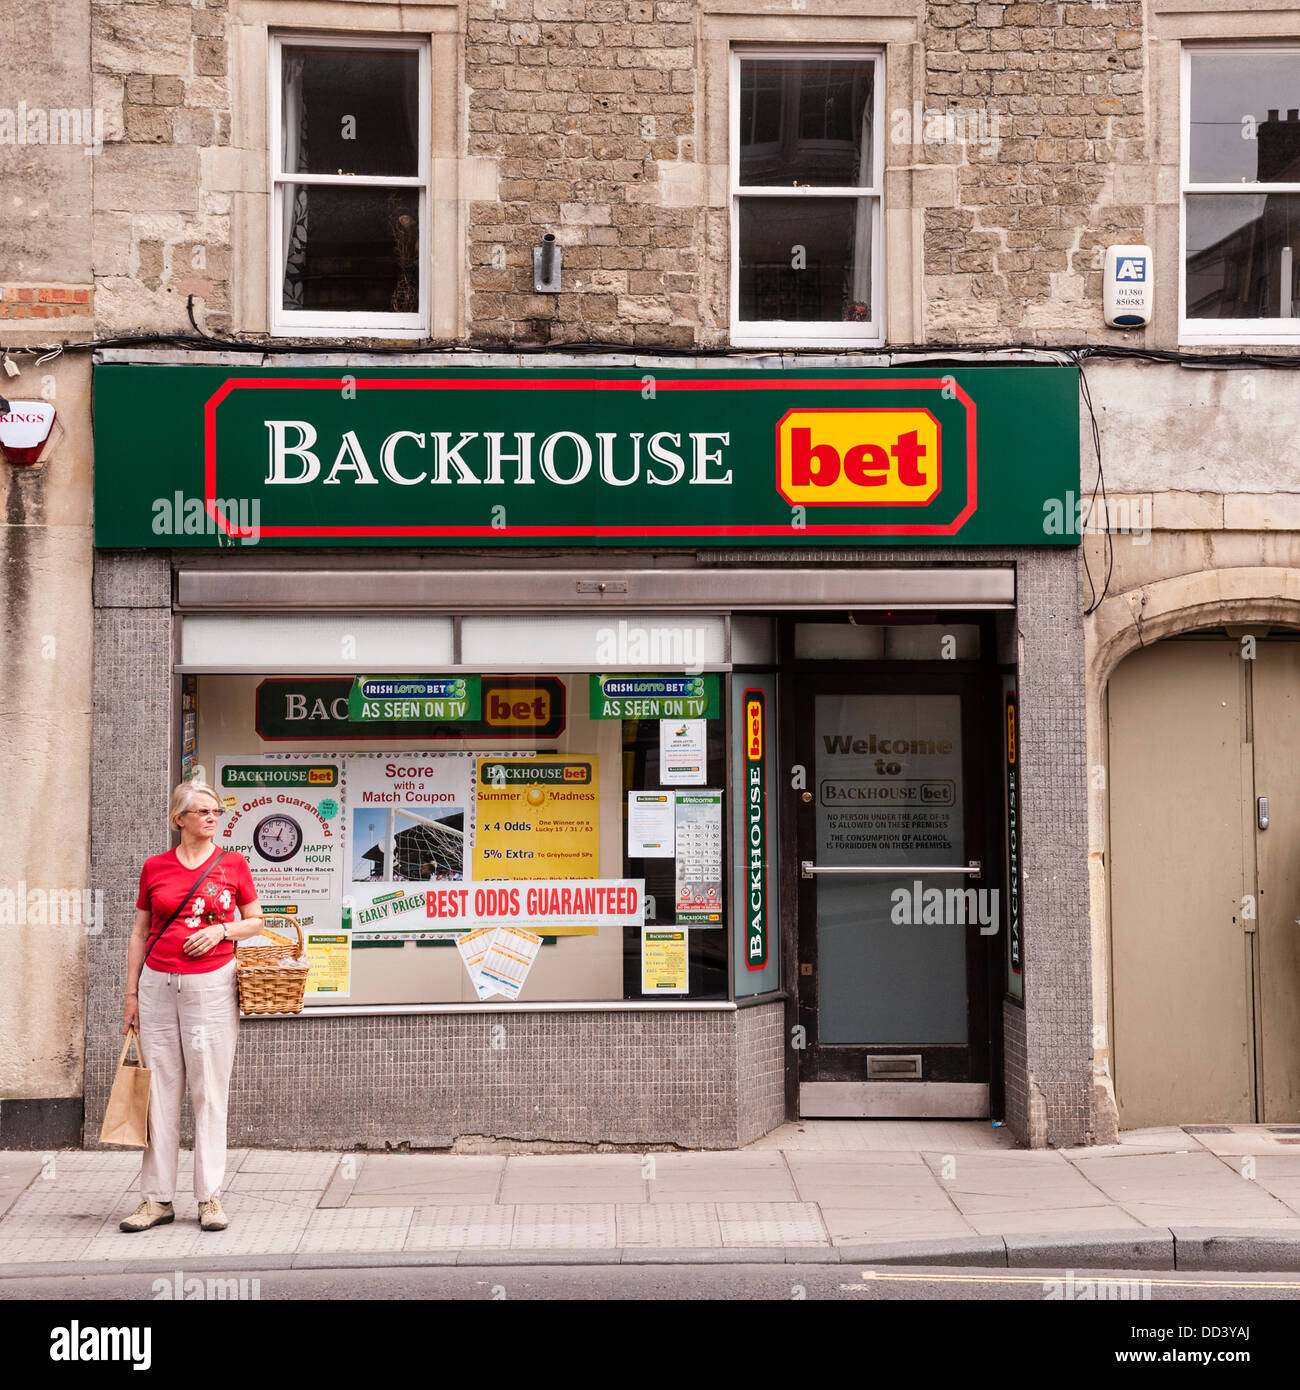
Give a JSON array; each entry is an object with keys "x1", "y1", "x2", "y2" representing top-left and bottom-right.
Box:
[{"x1": 92, "y1": 366, "x2": 1079, "y2": 548}]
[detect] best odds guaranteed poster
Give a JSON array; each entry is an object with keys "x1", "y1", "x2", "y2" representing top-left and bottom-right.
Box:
[{"x1": 215, "y1": 755, "x2": 349, "y2": 996}]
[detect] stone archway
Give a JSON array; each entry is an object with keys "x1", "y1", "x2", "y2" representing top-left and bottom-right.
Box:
[{"x1": 1086, "y1": 568, "x2": 1300, "y2": 1138}]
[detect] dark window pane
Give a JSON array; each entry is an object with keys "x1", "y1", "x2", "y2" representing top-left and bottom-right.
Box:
[
  {"x1": 1190, "y1": 53, "x2": 1300, "y2": 184},
  {"x1": 739, "y1": 59, "x2": 873, "y2": 187},
  {"x1": 1186, "y1": 193, "x2": 1300, "y2": 318},
  {"x1": 281, "y1": 185, "x2": 420, "y2": 315},
  {"x1": 738, "y1": 197, "x2": 873, "y2": 323},
  {"x1": 282, "y1": 47, "x2": 419, "y2": 177}
]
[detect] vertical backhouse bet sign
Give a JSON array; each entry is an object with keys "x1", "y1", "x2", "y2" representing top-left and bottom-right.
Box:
[
  {"x1": 92, "y1": 367, "x2": 1080, "y2": 548},
  {"x1": 743, "y1": 689, "x2": 768, "y2": 971}
]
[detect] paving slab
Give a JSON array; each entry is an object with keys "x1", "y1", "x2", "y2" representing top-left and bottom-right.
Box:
[
  {"x1": 0, "y1": 1154, "x2": 43, "y2": 1218},
  {"x1": 500, "y1": 1155, "x2": 646, "y2": 1203},
  {"x1": 972, "y1": 1207, "x2": 1147, "y2": 1237},
  {"x1": 406, "y1": 1205, "x2": 514, "y2": 1250},
  {"x1": 1070, "y1": 1150, "x2": 1300, "y2": 1225},
  {"x1": 717, "y1": 1201, "x2": 827, "y2": 1246},
  {"x1": 615, "y1": 1202, "x2": 722, "y2": 1247},
  {"x1": 297, "y1": 1205, "x2": 414, "y2": 1254},
  {"x1": 749, "y1": 1120, "x2": 1014, "y2": 1154},
  {"x1": 343, "y1": 1154, "x2": 503, "y2": 1207},
  {"x1": 510, "y1": 1204, "x2": 617, "y2": 1249},
  {"x1": 824, "y1": 1207, "x2": 977, "y2": 1244}
]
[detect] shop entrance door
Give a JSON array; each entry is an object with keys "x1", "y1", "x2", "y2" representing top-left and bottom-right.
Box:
[
  {"x1": 794, "y1": 673, "x2": 994, "y2": 1117},
  {"x1": 1109, "y1": 637, "x2": 1300, "y2": 1125}
]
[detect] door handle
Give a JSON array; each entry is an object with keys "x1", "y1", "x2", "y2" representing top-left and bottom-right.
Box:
[
  {"x1": 1258, "y1": 796, "x2": 1269, "y2": 830},
  {"x1": 802, "y1": 860, "x2": 981, "y2": 879}
]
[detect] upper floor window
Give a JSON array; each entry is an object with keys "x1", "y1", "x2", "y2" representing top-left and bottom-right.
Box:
[
  {"x1": 271, "y1": 34, "x2": 429, "y2": 338},
  {"x1": 730, "y1": 49, "x2": 883, "y2": 348},
  {"x1": 1183, "y1": 48, "x2": 1300, "y2": 343}
]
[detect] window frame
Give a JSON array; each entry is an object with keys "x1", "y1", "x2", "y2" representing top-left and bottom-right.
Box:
[
  {"x1": 1180, "y1": 42, "x2": 1300, "y2": 345},
  {"x1": 729, "y1": 45, "x2": 886, "y2": 349},
  {"x1": 269, "y1": 31, "x2": 431, "y2": 339}
]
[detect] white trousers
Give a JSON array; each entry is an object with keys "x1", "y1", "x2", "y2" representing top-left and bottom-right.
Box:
[{"x1": 137, "y1": 959, "x2": 239, "y2": 1204}]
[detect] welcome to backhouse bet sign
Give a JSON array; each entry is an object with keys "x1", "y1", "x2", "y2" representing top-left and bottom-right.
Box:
[{"x1": 92, "y1": 366, "x2": 1079, "y2": 549}]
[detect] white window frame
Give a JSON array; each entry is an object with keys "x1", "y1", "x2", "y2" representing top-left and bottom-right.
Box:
[
  {"x1": 270, "y1": 32, "x2": 431, "y2": 339},
  {"x1": 729, "y1": 46, "x2": 885, "y2": 350},
  {"x1": 1180, "y1": 43, "x2": 1300, "y2": 345}
]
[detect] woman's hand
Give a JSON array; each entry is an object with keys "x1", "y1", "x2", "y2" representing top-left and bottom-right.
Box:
[
  {"x1": 122, "y1": 994, "x2": 139, "y2": 1035},
  {"x1": 182, "y1": 924, "x2": 227, "y2": 958}
]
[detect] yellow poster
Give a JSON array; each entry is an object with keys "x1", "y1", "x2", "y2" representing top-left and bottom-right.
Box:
[
  {"x1": 642, "y1": 929, "x2": 688, "y2": 995},
  {"x1": 474, "y1": 755, "x2": 600, "y2": 935},
  {"x1": 305, "y1": 932, "x2": 351, "y2": 996}
]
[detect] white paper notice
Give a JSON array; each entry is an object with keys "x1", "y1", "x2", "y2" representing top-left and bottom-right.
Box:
[
  {"x1": 456, "y1": 926, "x2": 500, "y2": 1001},
  {"x1": 628, "y1": 792, "x2": 676, "y2": 858},
  {"x1": 659, "y1": 719, "x2": 707, "y2": 786},
  {"x1": 477, "y1": 925, "x2": 543, "y2": 1001}
]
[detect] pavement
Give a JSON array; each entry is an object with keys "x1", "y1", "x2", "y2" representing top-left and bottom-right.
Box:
[{"x1": 5, "y1": 1119, "x2": 1300, "y2": 1277}]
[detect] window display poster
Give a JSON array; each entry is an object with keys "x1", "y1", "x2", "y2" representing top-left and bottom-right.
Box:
[
  {"x1": 674, "y1": 790, "x2": 724, "y2": 925},
  {"x1": 642, "y1": 929, "x2": 689, "y2": 995},
  {"x1": 348, "y1": 753, "x2": 474, "y2": 939},
  {"x1": 304, "y1": 929, "x2": 351, "y2": 997},
  {"x1": 474, "y1": 755, "x2": 601, "y2": 933},
  {"x1": 215, "y1": 756, "x2": 345, "y2": 904},
  {"x1": 628, "y1": 791, "x2": 675, "y2": 858},
  {"x1": 659, "y1": 718, "x2": 707, "y2": 786}
]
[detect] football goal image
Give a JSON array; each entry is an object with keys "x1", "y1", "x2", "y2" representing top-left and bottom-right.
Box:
[{"x1": 351, "y1": 806, "x2": 464, "y2": 882}]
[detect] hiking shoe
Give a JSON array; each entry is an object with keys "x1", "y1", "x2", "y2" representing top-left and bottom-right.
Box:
[
  {"x1": 198, "y1": 1194, "x2": 229, "y2": 1231},
  {"x1": 120, "y1": 1199, "x2": 174, "y2": 1232}
]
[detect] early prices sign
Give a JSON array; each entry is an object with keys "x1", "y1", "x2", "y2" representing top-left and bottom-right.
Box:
[{"x1": 92, "y1": 366, "x2": 1080, "y2": 548}]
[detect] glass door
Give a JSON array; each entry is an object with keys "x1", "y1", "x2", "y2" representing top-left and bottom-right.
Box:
[{"x1": 794, "y1": 671, "x2": 994, "y2": 1100}]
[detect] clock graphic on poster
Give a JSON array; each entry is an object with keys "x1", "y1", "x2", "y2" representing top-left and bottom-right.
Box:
[{"x1": 253, "y1": 813, "x2": 303, "y2": 863}]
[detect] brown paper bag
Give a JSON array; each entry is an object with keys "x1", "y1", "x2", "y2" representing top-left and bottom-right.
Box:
[{"x1": 99, "y1": 1028, "x2": 152, "y2": 1147}]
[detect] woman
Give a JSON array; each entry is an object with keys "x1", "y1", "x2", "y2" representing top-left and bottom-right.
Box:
[{"x1": 119, "y1": 782, "x2": 263, "y2": 1233}]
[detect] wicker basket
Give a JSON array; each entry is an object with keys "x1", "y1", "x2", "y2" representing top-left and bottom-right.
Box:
[{"x1": 236, "y1": 921, "x2": 309, "y2": 1015}]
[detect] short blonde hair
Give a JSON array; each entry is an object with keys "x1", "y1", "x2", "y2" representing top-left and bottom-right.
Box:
[{"x1": 169, "y1": 780, "x2": 221, "y2": 831}]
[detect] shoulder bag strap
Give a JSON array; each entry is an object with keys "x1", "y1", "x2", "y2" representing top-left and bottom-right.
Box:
[{"x1": 142, "y1": 851, "x2": 229, "y2": 968}]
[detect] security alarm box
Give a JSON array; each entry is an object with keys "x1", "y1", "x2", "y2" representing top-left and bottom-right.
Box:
[{"x1": 1103, "y1": 245, "x2": 1153, "y2": 329}]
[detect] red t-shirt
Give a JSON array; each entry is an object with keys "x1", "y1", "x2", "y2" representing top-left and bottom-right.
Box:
[{"x1": 136, "y1": 848, "x2": 257, "y2": 974}]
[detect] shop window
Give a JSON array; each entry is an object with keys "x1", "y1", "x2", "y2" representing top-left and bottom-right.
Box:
[
  {"x1": 270, "y1": 34, "x2": 429, "y2": 337},
  {"x1": 191, "y1": 670, "x2": 731, "y2": 1007},
  {"x1": 731, "y1": 49, "x2": 884, "y2": 348},
  {"x1": 1182, "y1": 48, "x2": 1300, "y2": 343}
]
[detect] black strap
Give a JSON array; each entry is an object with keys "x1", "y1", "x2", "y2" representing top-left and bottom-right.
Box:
[{"x1": 142, "y1": 850, "x2": 229, "y2": 968}]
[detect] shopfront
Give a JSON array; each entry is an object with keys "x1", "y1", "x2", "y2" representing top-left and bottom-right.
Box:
[{"x1": 86, "y1": 358, "x2": 1087, "y2": 1149}]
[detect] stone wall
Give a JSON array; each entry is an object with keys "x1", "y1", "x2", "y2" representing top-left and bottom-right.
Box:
[
  {"x1": 91, "y1": 0, "x2": 232, "y2": 335},
  {"x1": 921, "y1": 0, "x2": 1145, "y2": 342}
]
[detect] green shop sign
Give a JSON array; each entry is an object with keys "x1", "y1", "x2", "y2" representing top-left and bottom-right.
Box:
[
  {"x1": 590, "y1": 674, "x2": 719, "y2": 719},
  {"x1": 219, "y1": 763, "x2": 338, "y2": 788},
  {"x1": 348, "y1": 676, "x2": 480, "y2": 723},
  {"x1": 92, "y1": 365, "x2": 1080, "y2": 548}
]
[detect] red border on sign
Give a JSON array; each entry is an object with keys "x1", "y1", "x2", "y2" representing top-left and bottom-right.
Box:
[{"x1": 203, "y1": 377, "x2": 978, "y2": 540}]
